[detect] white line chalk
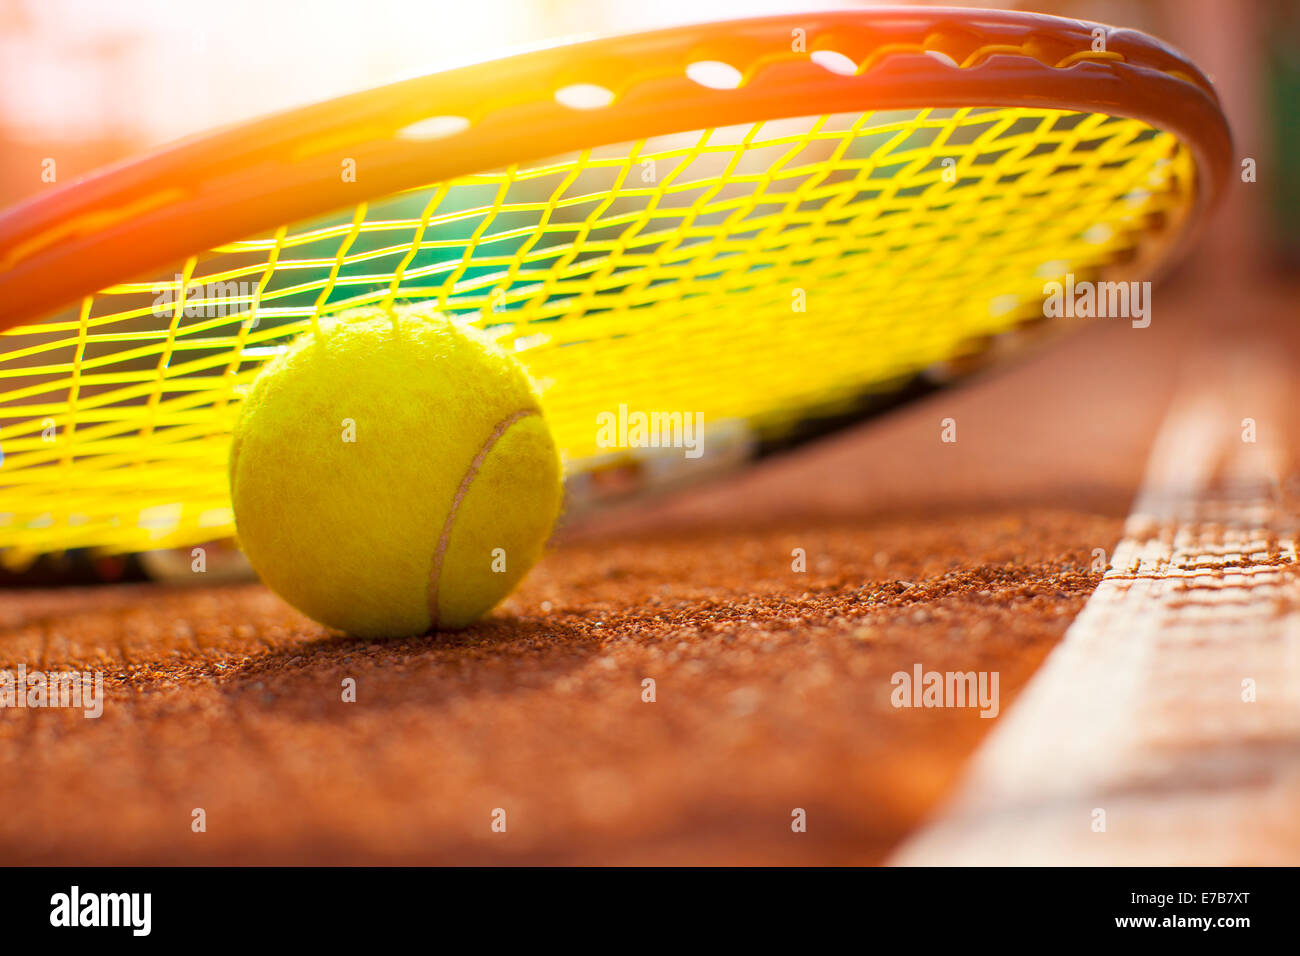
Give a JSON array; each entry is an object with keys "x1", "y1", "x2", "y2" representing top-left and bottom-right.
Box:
[{"x1": 892, "y1": 373, "x2": 1300, "y2": 865}]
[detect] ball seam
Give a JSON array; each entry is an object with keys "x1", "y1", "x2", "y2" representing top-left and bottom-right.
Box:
[{"x1": 425, "y1": 407, "x2": 540, "y2": 630}]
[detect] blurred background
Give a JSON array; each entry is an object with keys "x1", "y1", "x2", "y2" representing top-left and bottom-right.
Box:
[{"x1": 0, "y1": 0, "x2": 1295, "y2": 277}]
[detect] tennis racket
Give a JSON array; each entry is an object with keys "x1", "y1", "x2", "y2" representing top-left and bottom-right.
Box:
[{"x1": 0, "y1": 7, "x2": 1231, "y2": 578}]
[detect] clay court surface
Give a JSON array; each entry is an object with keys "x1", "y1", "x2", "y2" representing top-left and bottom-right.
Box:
[{"x1": 1, "y1": 281, "x2": 1294, "y2": 865}]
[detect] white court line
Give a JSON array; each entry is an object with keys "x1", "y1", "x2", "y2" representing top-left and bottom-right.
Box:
[{"x1": 892, "y1": 380, "x2": 1300, "y2": 865}]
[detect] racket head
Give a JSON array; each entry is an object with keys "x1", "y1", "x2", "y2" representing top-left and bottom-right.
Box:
[
  {"x1": 0, "y1": 7, "x2": 1232, "y2": 565},
  {"x1": 0, "y1": 7, "x2": 1230, "y2": 325}
]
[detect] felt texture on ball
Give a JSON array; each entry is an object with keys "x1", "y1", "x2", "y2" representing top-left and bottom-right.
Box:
[{"x1": 229, "y1": 304, "x2": 563, "y2": 637}]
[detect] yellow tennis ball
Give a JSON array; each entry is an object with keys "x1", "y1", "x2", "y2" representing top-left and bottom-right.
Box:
[{"x1": 229, "y1": 304, "x2": 563, "y2": 637}]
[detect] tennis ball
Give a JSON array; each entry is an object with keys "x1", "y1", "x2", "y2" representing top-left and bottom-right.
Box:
[{"x1": 229, "y1": 304, "x2": 563, "y2": 637}]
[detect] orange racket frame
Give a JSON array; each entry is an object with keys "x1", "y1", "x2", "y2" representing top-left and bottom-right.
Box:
[{"x1": 0, "y1": 7, "x2": 1232, "y2": 332}]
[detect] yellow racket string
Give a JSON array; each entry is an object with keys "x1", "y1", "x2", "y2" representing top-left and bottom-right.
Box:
[{"x1": 0, "y1": 106, "x2": 1196, "y2": 561}]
